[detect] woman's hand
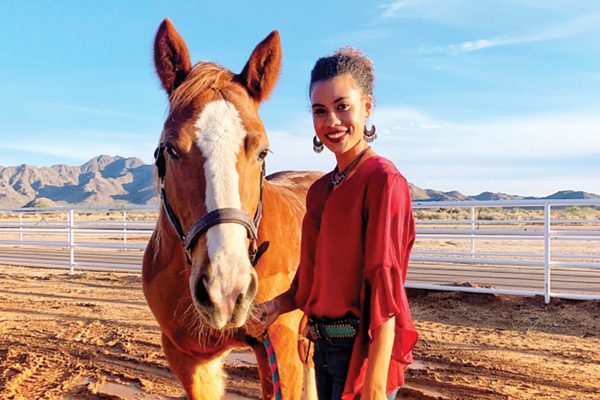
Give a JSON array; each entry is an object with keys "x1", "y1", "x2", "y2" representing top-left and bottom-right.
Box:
[
  {"x1": 245, "y1": 299, "x2": 280, "y2": 338},
  {"x1": 362, "y1": 316, "x2": 395, "y2": 399}
]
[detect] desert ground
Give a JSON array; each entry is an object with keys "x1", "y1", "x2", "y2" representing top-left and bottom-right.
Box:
[{"x1": 0, "y1": 264, "x2": 598, "y2": 400}]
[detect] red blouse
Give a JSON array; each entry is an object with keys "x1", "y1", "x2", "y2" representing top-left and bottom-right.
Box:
[{"x1": 292, "y1": 155, "x2": 418, "y2": 398}]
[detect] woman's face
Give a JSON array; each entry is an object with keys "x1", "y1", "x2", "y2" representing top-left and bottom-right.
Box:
[{"x1": 310, "y1": 73, "x2": 372, "y2": 156}]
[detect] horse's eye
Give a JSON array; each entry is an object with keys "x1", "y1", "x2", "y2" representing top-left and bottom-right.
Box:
[
  {"x1": 166, "y1": 144, "x2": 180, "y2": 160},
  {"x1": 258, "y1": 149, "x2": 269, "y2": 161}
]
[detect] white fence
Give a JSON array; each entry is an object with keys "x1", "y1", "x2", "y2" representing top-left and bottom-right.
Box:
[
  {"x1": 1, "y1": 199, "x2": 599, "y2": 303},
  {"x1": 0, "y1": 206, "x2": 156, "y2": 273},
  {"x1": 409, "y1": 199, "x2": 600, "y2": 303}
]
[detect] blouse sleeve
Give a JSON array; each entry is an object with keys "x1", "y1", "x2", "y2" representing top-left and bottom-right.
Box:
[{"x1": 363, "y1": 171, "x2": 418, "y2": 362}]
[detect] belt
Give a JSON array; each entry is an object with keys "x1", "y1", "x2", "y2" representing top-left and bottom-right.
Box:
[{"x1": 308, "y1": 316, "x2": 359, "y2": 341}]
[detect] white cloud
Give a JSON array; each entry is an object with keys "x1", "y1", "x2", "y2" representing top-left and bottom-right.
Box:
[
  {"x1": 0, "y1": 129, "x2": 157, "y2": 165},
  {"x1": 371, "y1": 106, "x2": 600, "y2": 195},
  {"x1": 380, "y1": 0, "x2": 427, "y2": 19},
  {"x1": 374, "y1": 106, "x2": 600, "y2": 160},
  {"x1": 266, "y1": 129, "x2": 335, "y2": 175},
  {"x1": 443, "y1": 12, "x2": 600, "y2": 55}
]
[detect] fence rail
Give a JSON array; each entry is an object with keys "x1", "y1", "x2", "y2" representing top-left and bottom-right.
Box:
[
  {"x1": 1, "y1": 199, "x2": 599, "y2": 303},
  {"x1": 410, "y1": 199, "x2": 600, "y2": 303}
]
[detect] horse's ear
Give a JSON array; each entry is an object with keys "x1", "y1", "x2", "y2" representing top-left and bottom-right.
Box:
[
  {"x1": 154, "y1": 18, "x2": 192, "y2": 95},
  {"x1": 238, "y1": 30, "x2": 282, "y2": 103}
]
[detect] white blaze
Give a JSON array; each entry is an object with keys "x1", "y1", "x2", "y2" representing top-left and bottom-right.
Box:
[{"x1": 194, "y1": 100, "x2": 249, "y2": 285}]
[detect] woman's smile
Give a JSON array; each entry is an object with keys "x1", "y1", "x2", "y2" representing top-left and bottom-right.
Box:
[{"x1": 326, "y1": 128, "x2": 349, "y2": 142}]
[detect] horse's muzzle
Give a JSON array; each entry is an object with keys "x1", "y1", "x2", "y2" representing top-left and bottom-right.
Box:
[{"x1": 192, "y1": 268, "x2": 258, "y2": 330}]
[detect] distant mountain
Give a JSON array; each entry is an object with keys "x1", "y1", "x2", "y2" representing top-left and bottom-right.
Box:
[
  {"x1": 0, "y1": 155, "x2": 155, "y2": 208},
  {"x1": 409, "y1": 185, "x2": 472, "y2": 201},
  {"x1": 544, "y1": 190, "x2": 600, "y2": 200},
  {"x1": 471, "y1": 191, "x2": 524, "y2": 201},
  {"x1": 0, "y1": 156, "x2": 598, "y2": 207}
]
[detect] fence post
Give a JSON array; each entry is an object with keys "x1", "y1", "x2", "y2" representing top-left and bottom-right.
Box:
[
  {"x1": 68, "y1": 209, "x2": 75, "y2": 275},
  {"x1": 544, "y1": 203, "x2": 552, "y2": 304},
  {"x1": 18, "y1": 212, "x2": 23, "y2": 246},
  {"x1": 470, "y1": 206, "x2": 475, "y2": 259},
  {"x1": 123, "y1": 211, "x2": 128, "y2": 247}
]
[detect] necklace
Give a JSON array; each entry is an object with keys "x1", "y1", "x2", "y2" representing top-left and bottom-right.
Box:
[{"x1": 331, "y1": 147, "x2": 370, "y2": 186}]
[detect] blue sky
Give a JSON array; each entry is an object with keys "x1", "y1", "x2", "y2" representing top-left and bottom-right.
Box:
[{"x1": 1, "y1": 0, "x2": 599, "y2": 196}]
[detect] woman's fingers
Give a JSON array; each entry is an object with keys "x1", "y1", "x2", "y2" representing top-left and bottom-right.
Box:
[
  {"x1": 246, "y1": 317, "x2": 267, "y2": 338},
  {"x1": 245, "y1": 300, "x2": 281, "y2": 338}
]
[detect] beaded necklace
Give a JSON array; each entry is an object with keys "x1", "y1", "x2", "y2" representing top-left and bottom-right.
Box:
[{"x1": 331, "y1": 147, "x2": 370, "y2": 186}]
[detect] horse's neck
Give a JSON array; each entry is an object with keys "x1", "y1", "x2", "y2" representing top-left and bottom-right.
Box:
[
  {"x1": 259, "y1": 171, "x2": 322, "y2": 237},
  {"x1": 262, "y1": 171, "x2": 322, "y2": 216},
  {"x1": 262, "y1": 181, "x2": 305, "y2": 219}
]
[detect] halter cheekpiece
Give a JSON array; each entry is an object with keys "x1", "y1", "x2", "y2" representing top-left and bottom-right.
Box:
[{"x1": 154, "y1": 143, "x2": 269, "y2": 266}]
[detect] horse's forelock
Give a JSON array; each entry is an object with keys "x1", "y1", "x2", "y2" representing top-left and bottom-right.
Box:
[{"x1": 169, "y1": 63, "x2": 234, "y2": 113}]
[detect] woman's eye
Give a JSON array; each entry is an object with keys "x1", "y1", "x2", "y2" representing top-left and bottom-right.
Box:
[
  {"x1": 312, "y1": 108, "x2": 325, "y2": 116},
  {"x1": 337, "y1": 103, "x2": 350, "y2": 111}
]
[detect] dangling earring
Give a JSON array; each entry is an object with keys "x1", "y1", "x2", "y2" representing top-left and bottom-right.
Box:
[
  {"x1": 313, "y1": 136, "x2": 324, "y2": 153},
  {"x1": 364, "y1": 124, "x2": 377, "y2": 143}
]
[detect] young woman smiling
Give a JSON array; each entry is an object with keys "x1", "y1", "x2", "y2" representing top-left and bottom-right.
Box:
[{"x1": 248, "y1": 47, "x2": 418, "y2": 400}]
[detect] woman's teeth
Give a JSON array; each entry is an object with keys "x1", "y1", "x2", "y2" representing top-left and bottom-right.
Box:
[{"x1": 327, "y1": 131, "x2": 347, "y2": 139}]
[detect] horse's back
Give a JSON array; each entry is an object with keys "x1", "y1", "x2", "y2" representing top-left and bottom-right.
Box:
[{"x1": 266, "y1": 170, "x2": 324, "y2": 210}]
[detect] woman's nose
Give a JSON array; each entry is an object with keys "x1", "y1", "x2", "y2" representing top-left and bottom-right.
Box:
[{"x1": 325, "y1": 111, "x2": 340, "y2": 126}]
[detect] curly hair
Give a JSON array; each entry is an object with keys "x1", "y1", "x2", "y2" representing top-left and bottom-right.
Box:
[{"x1": 309, "y1": 46, "x2": 375, "y2": 97}]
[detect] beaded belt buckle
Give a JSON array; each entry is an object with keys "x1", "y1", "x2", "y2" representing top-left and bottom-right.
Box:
[{"x1": 308, "y1": 317, "x2": 359, "y2": 341}]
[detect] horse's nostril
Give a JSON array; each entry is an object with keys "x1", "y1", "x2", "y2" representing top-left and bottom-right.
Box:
[
  {"x1": 194, "y1": 276, "x2": 211, "y2": 307},
  {"x1": 235, "y1": 293, "x2": 243, "y2": 307}
]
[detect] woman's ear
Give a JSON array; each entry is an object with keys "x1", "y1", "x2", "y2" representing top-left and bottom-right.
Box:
[{"x1": 364, "y1": 94, "x2": 373, "y2": 119}]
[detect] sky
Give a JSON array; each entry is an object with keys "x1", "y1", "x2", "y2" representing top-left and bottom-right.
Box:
[{"x1": 1, "y1": 0, "x2": 599, "y2": 197}]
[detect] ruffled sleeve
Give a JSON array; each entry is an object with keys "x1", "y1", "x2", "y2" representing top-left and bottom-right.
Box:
[
  {"x1": 363, "y1": 171, "x2": 418, "y2": 363},
  {"x1": 343, "y1": 169, "x2": 418, "y2": 399}
]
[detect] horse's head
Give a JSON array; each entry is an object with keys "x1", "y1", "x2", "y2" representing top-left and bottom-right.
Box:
[{"x1": 153, "y1": 19, "x2": 280, "y2": 330}]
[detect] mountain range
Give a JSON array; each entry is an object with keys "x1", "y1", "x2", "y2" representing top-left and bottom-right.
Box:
[{"x1": 0, "y1": 155, "x2": 598, "y2": 208}]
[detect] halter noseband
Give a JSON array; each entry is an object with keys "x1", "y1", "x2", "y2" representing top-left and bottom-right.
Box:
[{"x1": 154, "y1": 143, "x2": 269, "y2": 266}]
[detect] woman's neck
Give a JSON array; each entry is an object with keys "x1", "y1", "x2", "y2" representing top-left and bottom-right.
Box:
[{"x1": 335, "y1": 141, "x2": 369, "y2": 171}]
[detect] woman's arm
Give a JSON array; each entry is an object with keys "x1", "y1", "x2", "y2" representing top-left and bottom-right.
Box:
[
  {"x1": 362, "y1": 316, "x2": 395, "y2": 399},
  {"x1": 245, "y1": 286, "x2": 298, "y2": 338}
]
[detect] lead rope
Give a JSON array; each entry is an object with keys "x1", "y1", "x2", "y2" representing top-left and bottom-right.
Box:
[{"x1": 263, "y1": 336, "x2": 283, "y2": 400}]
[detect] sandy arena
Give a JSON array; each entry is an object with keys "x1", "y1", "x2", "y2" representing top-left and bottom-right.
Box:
[{"x1": 0, "y1": 264, "x2": 598, "y2": 399}]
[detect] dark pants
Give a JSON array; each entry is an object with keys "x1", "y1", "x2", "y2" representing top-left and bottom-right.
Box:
[
  {"x1": 313, "y1": 339, "x2": 400, "y2": 400},
  {"x1": 313, "y1": 338, "x2": 354, "y2": 400}
]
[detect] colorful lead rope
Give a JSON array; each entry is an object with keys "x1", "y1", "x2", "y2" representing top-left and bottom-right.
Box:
[{"x1": 263, "y1": 335, "x2": 282, "y2": 400}]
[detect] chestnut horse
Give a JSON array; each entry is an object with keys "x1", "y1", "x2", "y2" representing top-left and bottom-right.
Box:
[{"x1": 143, "y1": 19, "x2": 320, "y2": 399}]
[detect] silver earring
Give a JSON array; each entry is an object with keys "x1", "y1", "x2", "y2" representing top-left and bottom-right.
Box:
[
  {"x1": 364, "y1": 124, "x2": 377, "y2": 143},
  {"x1": 313, "y1": 136, "x2": 324, "y2": 153}
]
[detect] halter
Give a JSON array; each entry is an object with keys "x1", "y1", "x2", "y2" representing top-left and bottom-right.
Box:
[{"x1": 154, "y1": 143, "x2": 270, "y2": 266}]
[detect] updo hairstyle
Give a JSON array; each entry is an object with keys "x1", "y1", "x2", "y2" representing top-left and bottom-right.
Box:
[{"x1": 309, "y1": 46, "x2": 375, "y2": 98}]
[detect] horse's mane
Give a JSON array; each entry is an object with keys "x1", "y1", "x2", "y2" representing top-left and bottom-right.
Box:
[{"x1": 169, "y1": 62, "x2": 234, "y2": 112}]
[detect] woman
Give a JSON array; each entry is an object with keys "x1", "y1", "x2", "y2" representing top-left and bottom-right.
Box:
[{"x1": 248, "y1": 47, "x2": 418, "y2": 400}]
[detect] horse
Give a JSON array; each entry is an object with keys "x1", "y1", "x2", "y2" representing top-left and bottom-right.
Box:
[{"x1": 142, "y1": 19, "x2": 320, "y2": 399}]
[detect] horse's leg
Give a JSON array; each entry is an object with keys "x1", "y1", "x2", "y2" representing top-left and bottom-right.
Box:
[
  {"x1": 267, "y1": 311, "x2": 310, "y2": 400},
  {"x1": 250, "y1": 341, "x2": 275, "y2": 400},
  {"x1": 161, "y1": 334, "x2": 225, "y2": 399}
]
